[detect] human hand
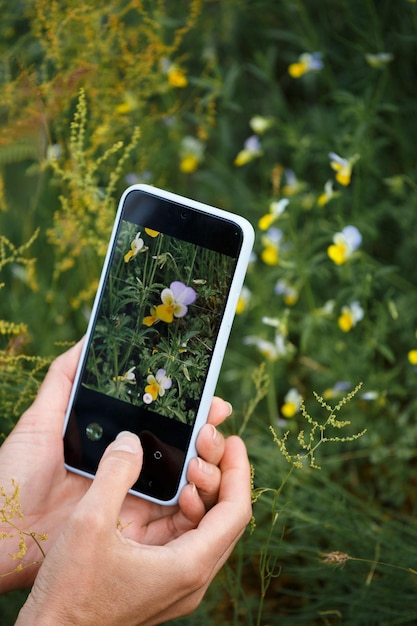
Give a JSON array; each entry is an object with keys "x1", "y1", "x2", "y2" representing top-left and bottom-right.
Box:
[
  {"x1": 0, "y1": 341, "x2": 234, "y2": 591},
  {"x1": 16, "y1": 430, "x2": 252, "y2": 625}
]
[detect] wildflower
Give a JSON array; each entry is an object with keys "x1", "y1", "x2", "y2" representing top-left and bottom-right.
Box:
[
  {"x1": 161, "y1": 58, "x2": 188, "y2": 88},
  {"x1": 323, "y1": 381, "x2": 351, "y2": 400},
  {"x1": 0, "y1": 320, "x2": 28, "y2": 336},
  {"x1": 113, "y1": 366, "x2": 136, "y2": 383},
  {"x1": 143, "y1": 306, "x2": 160, "y2": 327},
  {"x1": 179, "y1": 136, "x2": 205, "y2": 173},
  {"x1": 261, "y1": 316, "x2": 284, "y2": 329},
  {"x1": 234, "y1": 135, "x2": 262, "y2": 166},
  {"x1": 360, "y1": 391, "x2": 379, "y2": 401},
  {"x1": 318, "y1": 180, "x2": 339, "y2": 206},
  {"x1": 408, "y1": 350, "x2": 417, "y2": 366},
  {"x1": 124, "y1": 232, "x2": 146, "y2": 262},
  {"x1": 46, "y1": 143, "x2": 61, "y2": 161},
  {"x1": 261, "y1": 227, "x2": 283, "y2": 266},
  {"x1": 249, "y1": 115, "x2": 274, "y2": 134},
  {"x1": 156, "y1": 281, "x2": 196, "y2": 323},
  {"x1": 318, "y1": 300, "x2": 336, "y2": 316},
  {"x1": 244, "y1": 315, "x2": 294, "y2": 361},
  {"x1": 144, "y1": 369, "x2": 172, "y2": 402},
  {"x1": 338, "y1": 301, "x2": 364, "y2": 332},
  {"x1": 327, "y1": 225, "x2": 362, "y2": 265},
  {"x1": 282, "y1": 170, "x2": 303, "y2": 196},
  {"x1": 258, "y1": 199, "x2": 289, "y2": 231},
  {"x1": 328, "y1": 152, "x2": 359, "y2": 186},
  {"x1": 168, "y1": 66, "x2": 188, "y2": 87},
  {"x1": 274, "y1": 280, "x2": 298, "y2": 306},
  {"x1": 236, "y1": 286, "x2": 251, "y2": 314},
  {"x1": 145, "y1": 228, "x2": 159, "y2": 238},
  {"x1": 281, "y1": 388, "x2": 301, "y2": 418},
  {"x1": 244, "y1": 335, "x2": 286, "y2": 361},
  {"x1": 115, "y1": 92, "x2": 138, "y2": 115},
  {"x1": 365, "y1": 52, "x2": 394, "y2": 69},
  {"x1": 288, "y1": 52, "x2": 323, "y2": 78}
]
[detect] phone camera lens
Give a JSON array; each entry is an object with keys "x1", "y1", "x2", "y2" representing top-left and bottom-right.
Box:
[{"x1": 180, "y1": 210, "x2": 189, "y2": 221}]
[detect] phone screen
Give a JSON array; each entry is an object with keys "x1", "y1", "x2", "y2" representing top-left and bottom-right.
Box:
[{"x1": 64, "y1": 188, "x2": 244, "y2": 502}]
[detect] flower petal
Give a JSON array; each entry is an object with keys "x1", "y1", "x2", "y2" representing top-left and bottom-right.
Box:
[{"x1": 170, "y1": 281, "x2": 196, "y2": 305}]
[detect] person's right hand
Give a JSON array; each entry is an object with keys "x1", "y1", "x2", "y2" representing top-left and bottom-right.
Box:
[{"x1": 16, "y1": 430, "x2": 252, "y2": 626}]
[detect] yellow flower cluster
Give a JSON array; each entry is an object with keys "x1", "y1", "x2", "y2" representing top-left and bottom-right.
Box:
[{"x1": 0, "y1": 320, "x2": 28, "y2": 336}]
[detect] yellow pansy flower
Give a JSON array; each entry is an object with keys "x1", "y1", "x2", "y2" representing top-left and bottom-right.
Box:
[
  {"x1": 167, "y1": 65, "x2": 188, "y2": 88},
  {"x1": 145, "y1": 228, "x2": 159, "y2": 238},
  {"x1": 249, "y1": 115, "x2": 274, "y2": 134},
  {"x1": 274, "y1": 280, "x2": 298, "y2": 306},
  {"x1": 288, "y1": 52, "x2": 323, "y2": 78},
  {"x1": 236, "y1": 286, "x2": 251, "y2": 315},
  {"x1": 124, "y1": 232, "x2": 146, "y2": 262},
  {"x1": 281, "y1": 388, "x2": 301, "y2": 418},
  {"x1": 328, "y1": 152, "x2": 359, "y2": 186},
  {"x1": 144, "y1": 369, "x2": 172, "y2": 403},
  {"x1": 258, "y1": 199, "x2": 289, "y2": 231},
  {"x1": 179, "y1": 136, "x2": 205, "y2": 174},
  {"x1": 261, "y1": 228, "x2": 282, "y2": 266},
  {"x1": 327, "y1": 226, "x2": 362, "y2": 265},
  {"x1": 318, "y1": 180, "x2": 339, "y2": 207},
  {"x1": 408, "y1": 350, "x2": 417, "y2": 365},
  {"x1": 155, "y1": 281, "x2": 196, "y2": 324},
  {"x1": 234, "y1": 135, "x2": 262, "y2": 166},
  {"x1": 113, "y1": 366, "x2": 136, "y2": 383},
  {"x1": 338, "y1": 302, "x2": 364, "y2": 332},
  {"x1": 365, "y1": 52, "x2": 394, "y2": 69}
]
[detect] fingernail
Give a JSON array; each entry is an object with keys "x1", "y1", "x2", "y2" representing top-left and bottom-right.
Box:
[
  {"x1": 210, "y1": 424, "x2": 220, "y2": 444},
  {"x1": 113, "y1": 431, "x2": 141, "y2": 454},
  {"x1": 197, "y1": 456, "x2": 213, "y2": 475},
  {"x1": 224, "y1": 401, "x2": 233, "y2": 416}
]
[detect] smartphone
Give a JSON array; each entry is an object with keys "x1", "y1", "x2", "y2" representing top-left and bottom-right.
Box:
[{"x1": 63, "y1": 184, "x2": 254, "y2": 505}]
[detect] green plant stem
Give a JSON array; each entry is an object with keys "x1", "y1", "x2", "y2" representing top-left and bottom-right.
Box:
[
  {"x1": 4, "y1": 519, "x2": 46, "y2": 559},
  {"x1": 266, "y1": 362, "x2": 278, "y2": 427},
  {"x1": 256, "y1": 491, "x2": 285, "y2": 626}
]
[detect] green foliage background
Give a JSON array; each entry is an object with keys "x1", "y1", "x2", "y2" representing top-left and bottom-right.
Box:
[{"x1": 1, "y1": 0, "x2": 417, "y2": 623}]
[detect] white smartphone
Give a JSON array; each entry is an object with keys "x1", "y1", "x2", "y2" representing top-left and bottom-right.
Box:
[{"x1": 63, "y1": 184, "x2": 254, "y2": 505}]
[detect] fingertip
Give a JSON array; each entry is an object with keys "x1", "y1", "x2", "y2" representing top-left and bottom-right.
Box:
[
  {"x1": 207, "y1": 397, "x2": 233, "y2": 426},
  {"x1": 196, "y1": 424, "x2": 225, "y2": 468},
  {"x1": 177, "y1": 481, "x2": 206, "y2": 529},
  {"x1": 113, "y1": 431, "x2": 142, "y2": 454},
  {"x1": 83, "y1": 432, "x2": 143, "y2": 525}
]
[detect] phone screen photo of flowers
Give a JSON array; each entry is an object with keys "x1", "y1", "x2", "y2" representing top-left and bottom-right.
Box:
[{"x1": 82, "y1": 220, "x2": 235, "y2": 426}]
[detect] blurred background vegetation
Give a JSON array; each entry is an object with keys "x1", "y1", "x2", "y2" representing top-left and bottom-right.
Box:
[{"x1": 1, "y1": 0, "x2": 417, "y2": 623}]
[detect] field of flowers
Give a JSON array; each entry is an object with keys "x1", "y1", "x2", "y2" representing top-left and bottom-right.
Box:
[{"x1": 1, "y1": 0, "x2": 417, "y2": 623}]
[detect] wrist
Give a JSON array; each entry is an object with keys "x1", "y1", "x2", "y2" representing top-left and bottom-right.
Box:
[{"x1": 16, "y1": 592, "x2": 74, "y2": 626}]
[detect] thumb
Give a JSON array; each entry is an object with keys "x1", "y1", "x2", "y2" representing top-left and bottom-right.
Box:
[{"x1": 80, "y1": 432, "x2": 143, "y2": 528}]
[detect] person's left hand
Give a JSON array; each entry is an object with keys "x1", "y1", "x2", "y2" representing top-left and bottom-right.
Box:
[{"x1": 0, "y1": 341, "x2": 233, "y2": 591}]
